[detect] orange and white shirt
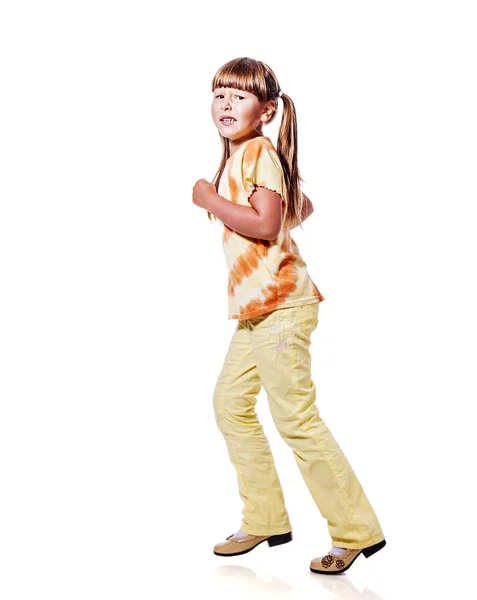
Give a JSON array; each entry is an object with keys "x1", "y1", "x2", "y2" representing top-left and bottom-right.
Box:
[{"x1": 217, "y1": 135, "x2": 324, "y2": 321}]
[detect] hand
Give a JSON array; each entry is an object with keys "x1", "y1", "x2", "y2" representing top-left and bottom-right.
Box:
[{"x1": 193, "y1": 179, "x2": 216, "y2": 210}]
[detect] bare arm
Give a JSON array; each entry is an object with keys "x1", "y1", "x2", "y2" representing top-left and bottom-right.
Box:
[
  {"x1": 195, "y1": 179, "x2": 312, "y2": 237},
  {"x1": 290, "y1": 192, "x2": 314, "y2": 229},
  {"x1": 207, "y1": 189, "x2": 313, "y2": 236},
  {"x1": 302, "y1": 193, "x2": 314, "y2": 219},
  {"x1": 206, "y1": 187, "x2": 283, "y2": 240}
]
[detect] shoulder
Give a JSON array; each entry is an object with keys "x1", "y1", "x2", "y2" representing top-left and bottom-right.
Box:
[
  {"x1": 242, "y1": 136, "x2": 281, "y2": 168},
  {"x1": 243, "y1": 135, "x2": 275, "y2": 156}
]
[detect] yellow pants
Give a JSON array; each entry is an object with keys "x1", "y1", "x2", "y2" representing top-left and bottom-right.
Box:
[{"x1": 213, "y1": 302, "x2": 385, "y2": 549}]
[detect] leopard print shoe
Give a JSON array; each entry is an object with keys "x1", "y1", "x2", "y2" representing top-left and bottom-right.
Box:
[{"x1": 310, "y1": 539, "x2": 386, "y2": 574}]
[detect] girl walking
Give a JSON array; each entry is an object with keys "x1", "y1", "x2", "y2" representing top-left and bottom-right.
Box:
[{"x1": 192, "y1": 57, "x2": 386, "y2": 575}]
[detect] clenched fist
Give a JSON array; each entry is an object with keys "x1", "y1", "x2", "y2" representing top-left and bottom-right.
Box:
[{"x1": 193, "y1": 179, "x2": 216, "y2": 210}]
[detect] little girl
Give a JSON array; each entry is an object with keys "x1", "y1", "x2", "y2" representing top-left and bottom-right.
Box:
[{"x1": 192, "y1": 57, "x2": 386, "y2": 575}]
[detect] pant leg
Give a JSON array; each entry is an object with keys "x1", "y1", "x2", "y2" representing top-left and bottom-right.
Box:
[
  {"x1": 213, "y1": 319, "x2": 292, "y2": 536},
  {"x1": 248, "y1": 302, "x2": 385, "y2": 549}
]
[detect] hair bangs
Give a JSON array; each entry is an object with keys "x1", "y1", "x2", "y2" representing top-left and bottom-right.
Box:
[{"x1": 211, "y1": 58, "x2": 267, "y2": 101}]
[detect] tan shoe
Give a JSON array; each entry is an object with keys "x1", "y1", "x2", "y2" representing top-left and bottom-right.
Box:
[
  {"x1": 310, "y1": 539, "x2": 386, "y2": 574},
  {"x1": 214, "y1": 531, "x2": 292, "y2": 557}
]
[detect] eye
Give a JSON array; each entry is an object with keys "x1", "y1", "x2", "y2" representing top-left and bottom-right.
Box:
[{"x1": 215, "y1": 94, "x2": 245, "y2": 99}]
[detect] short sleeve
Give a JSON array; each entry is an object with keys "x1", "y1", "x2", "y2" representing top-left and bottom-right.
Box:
[{"x1": 242, "y1": 140, "x2": 286, "y2": 204}]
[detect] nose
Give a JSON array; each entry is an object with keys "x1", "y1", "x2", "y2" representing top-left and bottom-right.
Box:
[{"x1": 221, "y1": 97, "x2": 231, "y2": 111}]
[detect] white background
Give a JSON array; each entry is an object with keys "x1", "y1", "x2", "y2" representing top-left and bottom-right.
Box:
[{"x1": 1, "y1": 1, "x2": 476, "y2": 599}]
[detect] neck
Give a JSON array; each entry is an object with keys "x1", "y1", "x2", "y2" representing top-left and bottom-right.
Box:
[{"x1": 228, "y1": 132, "x2": 264, "y2": 156}]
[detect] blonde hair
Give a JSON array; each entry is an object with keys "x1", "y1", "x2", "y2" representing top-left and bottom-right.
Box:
[{"x1": 208, "y1": 56, "x2": 306, "y2": 230}]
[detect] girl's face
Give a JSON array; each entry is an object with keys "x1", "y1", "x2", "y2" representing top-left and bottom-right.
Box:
[{"x1": 211, "y1": 87, "x2": 274, "y2": 142}]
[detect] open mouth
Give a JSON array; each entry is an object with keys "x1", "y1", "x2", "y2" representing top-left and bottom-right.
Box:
[{"x1": 220, "y1": 118, "x2": 236, "y2": 125}]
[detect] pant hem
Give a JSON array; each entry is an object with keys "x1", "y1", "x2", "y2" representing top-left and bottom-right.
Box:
[
  {"x1": 241, "y1": 526, "x2": 292, "y2": 536},
  {"x1": 331, "y1": 532, "x2": 385, "y2": 550}
]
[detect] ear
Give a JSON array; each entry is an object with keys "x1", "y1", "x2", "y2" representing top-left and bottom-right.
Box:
[{"x1": 261, "y1": 100, "x2": 277, "y2": 124}]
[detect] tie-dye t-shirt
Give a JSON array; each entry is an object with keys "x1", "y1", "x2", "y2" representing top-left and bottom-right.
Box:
[{"x1": 217, "y1": 135, "x2": 325, "y2": 321}]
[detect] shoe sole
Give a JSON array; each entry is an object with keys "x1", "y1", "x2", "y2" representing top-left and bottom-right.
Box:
[
  {"x1": 213, "y1": 531, "x2": 293, "y2": 557},
  {"x1": 310, "y1": 538, "x2": 387, "y2": 575}
]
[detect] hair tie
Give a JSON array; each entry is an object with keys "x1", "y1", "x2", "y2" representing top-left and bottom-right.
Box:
[{"x1": 278, "y1": 90, "x2": 283, "y2": 98}]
